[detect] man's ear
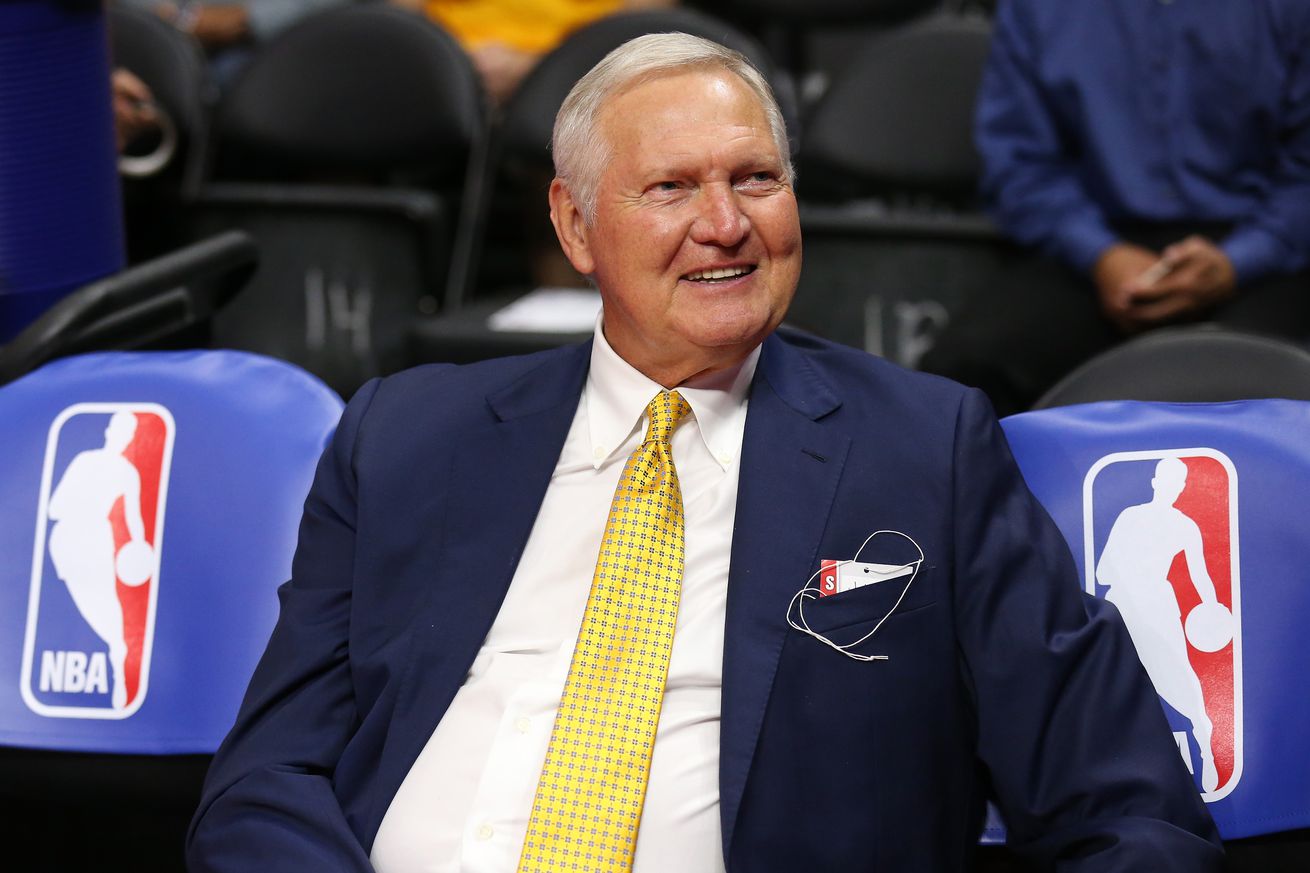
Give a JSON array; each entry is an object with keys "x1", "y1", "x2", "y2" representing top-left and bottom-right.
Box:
[{"x1": 548, "y1": 178, "x2": 596, "y2": 276}]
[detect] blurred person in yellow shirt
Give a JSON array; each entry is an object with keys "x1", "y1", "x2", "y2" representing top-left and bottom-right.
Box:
[{"x1": 391, "y1": 0, "x2": 676, "y2": 103}]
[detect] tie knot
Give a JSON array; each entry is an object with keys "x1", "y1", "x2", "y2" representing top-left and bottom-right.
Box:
[{"x1": 644, "y1": 390, "x2": 691, "y2": 445}]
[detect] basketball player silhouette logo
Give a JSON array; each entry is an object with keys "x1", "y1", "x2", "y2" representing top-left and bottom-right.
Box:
[
  {"x1": 46, "y1": 412, "x2": 154, "y2": 710},
  {"x1": 1086, "y1": 450, "x2": 1242, "y2": 801},
  {"x1": 22, "y1": 404, "x2": 174, "y2": 719}
]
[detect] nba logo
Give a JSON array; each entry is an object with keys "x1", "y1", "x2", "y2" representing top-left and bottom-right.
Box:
[
  {"x1": 1085, "y1": 448, "x2": 1242, "y2": 802},
  {"x1": 20, "y1": 404, "x2": 175, "y2": 719}
]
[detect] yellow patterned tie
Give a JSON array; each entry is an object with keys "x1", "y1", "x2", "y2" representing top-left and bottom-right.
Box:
[{"x1": 518, "y1": 390, "x2": 693, "y2": 873}]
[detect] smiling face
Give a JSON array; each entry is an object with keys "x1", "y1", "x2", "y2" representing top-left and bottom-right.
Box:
[{"x1": 549, "y1": 67, "x2": 802, "y2": 386}]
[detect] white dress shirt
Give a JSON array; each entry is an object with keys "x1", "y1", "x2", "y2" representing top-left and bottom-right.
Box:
[{"x1": 370, "y1": 318, "x2": 757, "y2": 873}]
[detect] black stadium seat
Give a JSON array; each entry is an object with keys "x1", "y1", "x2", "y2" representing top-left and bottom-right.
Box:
[
  {"x1": 706, "y1": 0, "x2": 943, "y2": 117},
  {"x1": 0, "y1": 231, "x2": 258, "y2": 387},
  {"x1": 186, "y1": 4, "x2": 489, "y2": 396},
  {"x1": 722, "y1": 0, "x2": 937, "y2": 21},
  {"x1": 710, "y1": 0, "x2": 941, "y2": 81},
  {"x1": 1034, "y1": 326, "x2": 1310, "y2": 408},
  {"x1": 798, "y1": 13, "x2": 987, "y2": 204},
  {"x1": 785, "y1": 12, "x2": 1012, "y2": 370}
]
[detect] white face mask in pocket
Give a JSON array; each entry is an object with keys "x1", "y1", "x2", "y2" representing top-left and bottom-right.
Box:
[{"x1": 786, "y1": 529, "x2": 925, "y2": 662}]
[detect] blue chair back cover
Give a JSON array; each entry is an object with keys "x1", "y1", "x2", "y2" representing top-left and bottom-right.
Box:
[
  {"x1": 0, "y1": 350, "x2": 342, "y2": 754},
  {"x1": 998, "y1": 399, "x2": 1310, "y2": 840}
]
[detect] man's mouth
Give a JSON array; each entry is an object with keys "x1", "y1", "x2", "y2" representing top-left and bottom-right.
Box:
[{"x1": 682, "y1": 265, "x2": 757, "y2": 283}]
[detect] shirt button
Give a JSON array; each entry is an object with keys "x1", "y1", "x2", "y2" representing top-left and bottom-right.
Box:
[
  {"x1": 476, "y1": 824, "x2": 494, "y2": 841},
  {"x1": 717, "y1": 452, "x2": 734, "y2": 465},
  {"x1": 515, "y1": 716, "x2": 532, "y2": 734},
  {"x1": 593, "y1": 445, "x2": 606, "y2": 461}
]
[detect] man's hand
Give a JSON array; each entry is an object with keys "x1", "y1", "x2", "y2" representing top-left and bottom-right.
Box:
[
  {"x1": 1125, "y1": 235, "x2": 1237, "y2": 324},
  {"x1": 1093, "y1": 242, "x2": 1160, "y2": 332},
  {"x1": 111, "y1": 68, "x2": 160, "y2": 152},
  {"x1": 1093, "y1": 237, "x2": 1237, "y2": 332}
]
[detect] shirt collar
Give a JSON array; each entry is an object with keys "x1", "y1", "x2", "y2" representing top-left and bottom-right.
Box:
[{"x1": 584, "y1": 313, "x2": 759, "y2": 471}]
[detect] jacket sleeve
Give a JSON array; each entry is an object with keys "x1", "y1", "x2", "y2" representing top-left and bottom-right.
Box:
[
  {"x1": 974, "y1": 0, "x2": 1117, "y2": 275},
  {"x1": 949, "y1": 389, "x2": 1224, "y2": 870},
  {"x1": 186, "y1": 379, "x2": 382, "y2": 873}
]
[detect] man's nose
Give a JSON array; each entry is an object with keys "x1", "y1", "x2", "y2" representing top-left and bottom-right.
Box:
[{"x1": 690, "y1": 184, "x2": 750, "y2": 247}]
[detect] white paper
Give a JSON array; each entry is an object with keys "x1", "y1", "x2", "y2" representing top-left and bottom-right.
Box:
[
  {"x1": 486, "y1": 287, "x2": 602, "y2": 333},
  {"x1": 834, "y1": 560, "x2": 913, "y2": 594}
]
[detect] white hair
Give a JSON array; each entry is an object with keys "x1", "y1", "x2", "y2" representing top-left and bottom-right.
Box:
[{"x1": 551, "y1": 32, "x2": 793, "y2": 224}]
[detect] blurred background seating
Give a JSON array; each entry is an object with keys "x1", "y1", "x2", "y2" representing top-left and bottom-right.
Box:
[
  {"x1": 99, "y1": 0, "x2": 1029, "y2": 390},
  {"x1": 116, "y1": 0, "x2": 355, "y2": 88},
  {"x1": 785, "y1": 10, "x2": 1003, "y2": 370},
  {"x1": 0, "y1": 230, "x2": 257, "y2": 386},
  {"x1": 708, "y1": 0, "x2": 940, "y2": 112},
  {"x1": 1034, "y1": 326, "x2": 1310, "y2": 409},
  {"x1": 184, "y1": 2, "x2": 487, "y2": 397}
]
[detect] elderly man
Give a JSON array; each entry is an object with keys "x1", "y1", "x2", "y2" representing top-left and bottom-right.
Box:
[{"x1": 187, "y1": 34, "x2": 1222, "y2": 872}]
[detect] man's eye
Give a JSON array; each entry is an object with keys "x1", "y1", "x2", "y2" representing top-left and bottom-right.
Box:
[{"x1": 653, "y1": 181, "x2": 681, "y2": 192}]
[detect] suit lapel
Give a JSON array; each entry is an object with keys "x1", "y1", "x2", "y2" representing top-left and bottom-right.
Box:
[
  {"x1": 373, "y1": 343, "x2": 592, "y2": 823},
  {"x1": 719, "y1": 333, "x2": 850, "y2": 860}
]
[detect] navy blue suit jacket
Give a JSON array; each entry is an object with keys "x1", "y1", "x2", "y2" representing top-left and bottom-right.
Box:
[{"x1": 188, "y1": 330, "x2": 1222, "y2": 871}]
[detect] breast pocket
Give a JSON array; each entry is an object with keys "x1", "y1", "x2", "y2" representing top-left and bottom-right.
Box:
[{"x1": 798, "y1": 564, "x2": 938, "y2": 637}]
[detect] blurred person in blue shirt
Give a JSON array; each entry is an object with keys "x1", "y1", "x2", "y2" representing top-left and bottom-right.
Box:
[
  {"x1": 921, "y1": 0, "x2": 1310, "y2": 414},
  {"x1": 120, "y1": 0, "x2": 351, "y2": 86}
]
